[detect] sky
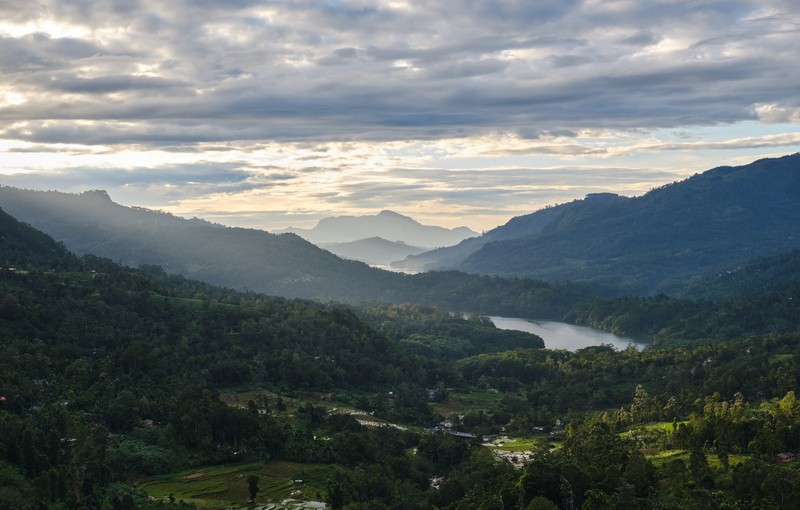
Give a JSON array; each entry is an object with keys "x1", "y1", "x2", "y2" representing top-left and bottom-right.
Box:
[{"x1": 1, "y1": 0, "x2": 799, "y2": 232}]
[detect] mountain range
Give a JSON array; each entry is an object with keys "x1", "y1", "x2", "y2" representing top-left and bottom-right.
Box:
[
  {"x1": 0, "y1": 187, "x2": 394, "y2": 301},
  {"x1": 398, "y1": 153, "x2": 800, "y2": 294},
  {"x1": 0, "y1": 186, "x2": 589, "y2": 317},
  {"x1": 320, "y1": 237, "x2": 427, "y2": 267},
  {"x1": 278, "y1": 210, "x2": 477, "y2": 249},
  {"x1": 0, "y1": 153, "x2": 798, "y2": 300},
  {"x1": 393, "y1": 193, "x2": 624, "y2": 272}
]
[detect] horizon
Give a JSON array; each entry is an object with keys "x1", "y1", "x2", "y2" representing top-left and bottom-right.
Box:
[{"x1": 1, "y1": 1, "x2": 799, "y2": 231}]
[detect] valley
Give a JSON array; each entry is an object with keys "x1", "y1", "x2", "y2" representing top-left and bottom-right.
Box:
[
  {"x1": 3, "y1": 1, "x2": 800, "y2": 508},
  {"x1": 1, "y1": 154, "x2": 800, "y2": 509}
]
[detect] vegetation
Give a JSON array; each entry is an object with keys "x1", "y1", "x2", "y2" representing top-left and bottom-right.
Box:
[
  {"x1": 663, "y1": 249, "x2": 800, "y2": 301},
  {"x1": 3, "y1": 196, "x2": 800, "y2": 509},
  {"x1": 355, "y1": 302, "x2": 543, "y2": 360},
  {"x1": 458, "y1": 154, "x2": 800, "y2": 294},
  {"x1": 0, "y1": 186, "x2": 600, "y2": 311}
]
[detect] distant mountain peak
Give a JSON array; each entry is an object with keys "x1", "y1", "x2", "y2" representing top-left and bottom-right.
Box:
[
  {"x1": 279, "y1": 210, "x2": 477, "y2": 249},
  {"x1": 454, "y1": 153, "x2": 800, "y2": 294},
  {"x1": 377, "y1": 210, "x2": 406, "y2": 218}
]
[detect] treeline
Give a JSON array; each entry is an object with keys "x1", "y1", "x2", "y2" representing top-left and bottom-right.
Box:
[
  {"x1": 456, "y1": 333, "x2": 800, "y2": 417},
  {"x1": 0, "y1": 256, "x2": 428, "y2": 508},
  {"x1": 355, "y1": 302, "x2": 543, "y2": 360},
  {"x1": 0, "y1": 264, "x2": 415, "y2": 394},
  {"x1": 564, "y1": 288, "x2": 800, "y2": 346},
  {"x1": 5, "y1": 205, "x2": 800, "y2": 509}
]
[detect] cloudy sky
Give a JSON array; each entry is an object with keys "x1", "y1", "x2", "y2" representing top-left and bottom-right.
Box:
[{"x1": 1, "y1": 0, "x2": 799, "y2": 231}]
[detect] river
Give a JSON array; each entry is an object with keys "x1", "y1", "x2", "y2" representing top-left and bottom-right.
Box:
[{"x1": 488, "y1": 316, "x2": 646, "y2": 352}]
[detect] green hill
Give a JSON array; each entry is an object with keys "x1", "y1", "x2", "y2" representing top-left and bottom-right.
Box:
[
  {"x1": 0, "y1": 187, "x2": 399, "y2": 301},
  {"x1": 456, "y1": 153, "x2": 800, "y2": 294},
  {"x1": 0, "y1": 186, "x2": 600, "y2": 317},
  {"x1": 663, "y1": 249, "x2": 800, "y2": 301},
  {"x1": 4, "y1": 193, "x2": 800, "y2": 510},
  {"x1": 0, "y1": 207, "x2": 77, "y2": 269}
]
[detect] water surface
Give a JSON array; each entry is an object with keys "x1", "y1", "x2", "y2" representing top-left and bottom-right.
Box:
[{"x1": 489, "y1": 316, "x2": 646, "y2": 352}]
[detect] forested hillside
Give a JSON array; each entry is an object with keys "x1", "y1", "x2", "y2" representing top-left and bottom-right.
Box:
[
  {"x1": 4, "y1": 207, "x2": 800, "y2": 509},
  {"x1": 395, "y1": 193, "x2": 624, "y2": 273},
  {"x1": 412, "y1": 154, "x2": 800, "y2": 295},
  {"x1": 0, "y1": 207, "x2": 74, "y2": 269},
  {"x1": 0, "y1": 187, "x2": 603, "y2": 316},
  {"x1": 663, "y1": 249, "x2": 800, "y2": 301}
]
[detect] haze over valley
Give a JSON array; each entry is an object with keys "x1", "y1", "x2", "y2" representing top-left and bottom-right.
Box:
[{"x1": 2, "y1": 1, "x2": 800, "y2": 509}]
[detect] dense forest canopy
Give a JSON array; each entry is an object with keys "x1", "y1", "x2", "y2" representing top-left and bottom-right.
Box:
[{"x1": 2, "y1": 152, "x2": 800, "y2": 510}]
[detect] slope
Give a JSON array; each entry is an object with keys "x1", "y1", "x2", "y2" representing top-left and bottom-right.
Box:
[
  {"x1": 662, "y1": 249, "x2": 800, "y2": 301},
  {"x1": 0, "y1": 187, "x2": 396, "y2": 301},
  {"x1": 458, "y1": 153, "x2": 800, "y2": 294},
  {"x1": 0, "y1": 206, "x2": 78, "y2": 269},
  {"x1": 0, "y1": 186, "x2": 600, "y2": 315},
  {"x1": 394, "y1": 193, "x2": 626, "y2": 272}
]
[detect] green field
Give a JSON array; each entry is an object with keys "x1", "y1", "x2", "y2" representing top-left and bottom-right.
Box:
[{"x1": 136, "y1": 461, "x2": 332, "y2": 509}]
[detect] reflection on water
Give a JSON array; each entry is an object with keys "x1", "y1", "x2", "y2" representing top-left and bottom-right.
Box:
[{"x1": 489, "y1": 316, "x2": 646, "y2": 352}]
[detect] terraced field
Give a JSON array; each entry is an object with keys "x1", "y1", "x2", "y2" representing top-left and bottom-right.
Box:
[{"x1": 136, "y1": 461, "x2": 332, "y2": 509}]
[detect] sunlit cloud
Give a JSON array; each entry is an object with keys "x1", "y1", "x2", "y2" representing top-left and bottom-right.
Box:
[{"x1": 0, "y1": 0, "x2": 799, "y2": 231}]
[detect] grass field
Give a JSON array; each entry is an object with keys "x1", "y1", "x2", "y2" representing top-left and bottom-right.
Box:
[
  {"x1": 136, "y1": 460, "x2": 332, "y2": 509},
  {"x1": 623, "y1": 421, "x2": 687, "y2": 436}
]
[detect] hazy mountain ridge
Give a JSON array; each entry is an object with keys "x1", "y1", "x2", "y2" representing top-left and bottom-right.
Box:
[
  {"x1": 0, "y1": 186, "x2": 598, "y2": 316},
  {"x1": 0, "y1": 186, "x2": 397, "y2": 301},
  {"x1": 0, "y1": 188, "x2": 216, "y2": 231},
  {"x1": 394, "y1": 193, "x2": 626, "y2": 272},
  {"x1": 321, "y1": 236, "x2": 426, "y2": 266},
  {"x1": 0, "y1": 206, "x2": 78, "y2": 269},
  {"x1": 443, "y1": 154, "x2": 800, "y2": 294},
  {"x1": 279, "y1": 209, "x2": 477, "y2": 249}
]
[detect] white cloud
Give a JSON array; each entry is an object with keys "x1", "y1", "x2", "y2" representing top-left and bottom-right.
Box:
[
  {"x1": 753, "y1": 103, "x2": 800, "y2": 124},
  {"x1": 0, "y1": 0, "x2": 799, "y2": 230}
]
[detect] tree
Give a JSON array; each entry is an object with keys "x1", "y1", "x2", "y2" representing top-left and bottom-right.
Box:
[
  {"x1": 526, "y1": 495, "x2": 558, "y2": 510},
  {"x1": 630, "y1": 384, "x2": 655, "y2": 423},
  {"x1": 621, "y1": 450, "x2": 655, "y2": 498},
  {"x1": 247, "y1": 474, "x2": 259, "y2": 503}
]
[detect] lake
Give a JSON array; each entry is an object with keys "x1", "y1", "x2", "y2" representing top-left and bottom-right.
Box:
[{"x1": 488, "y1": 316, "x2": 646, "y2": 352}]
